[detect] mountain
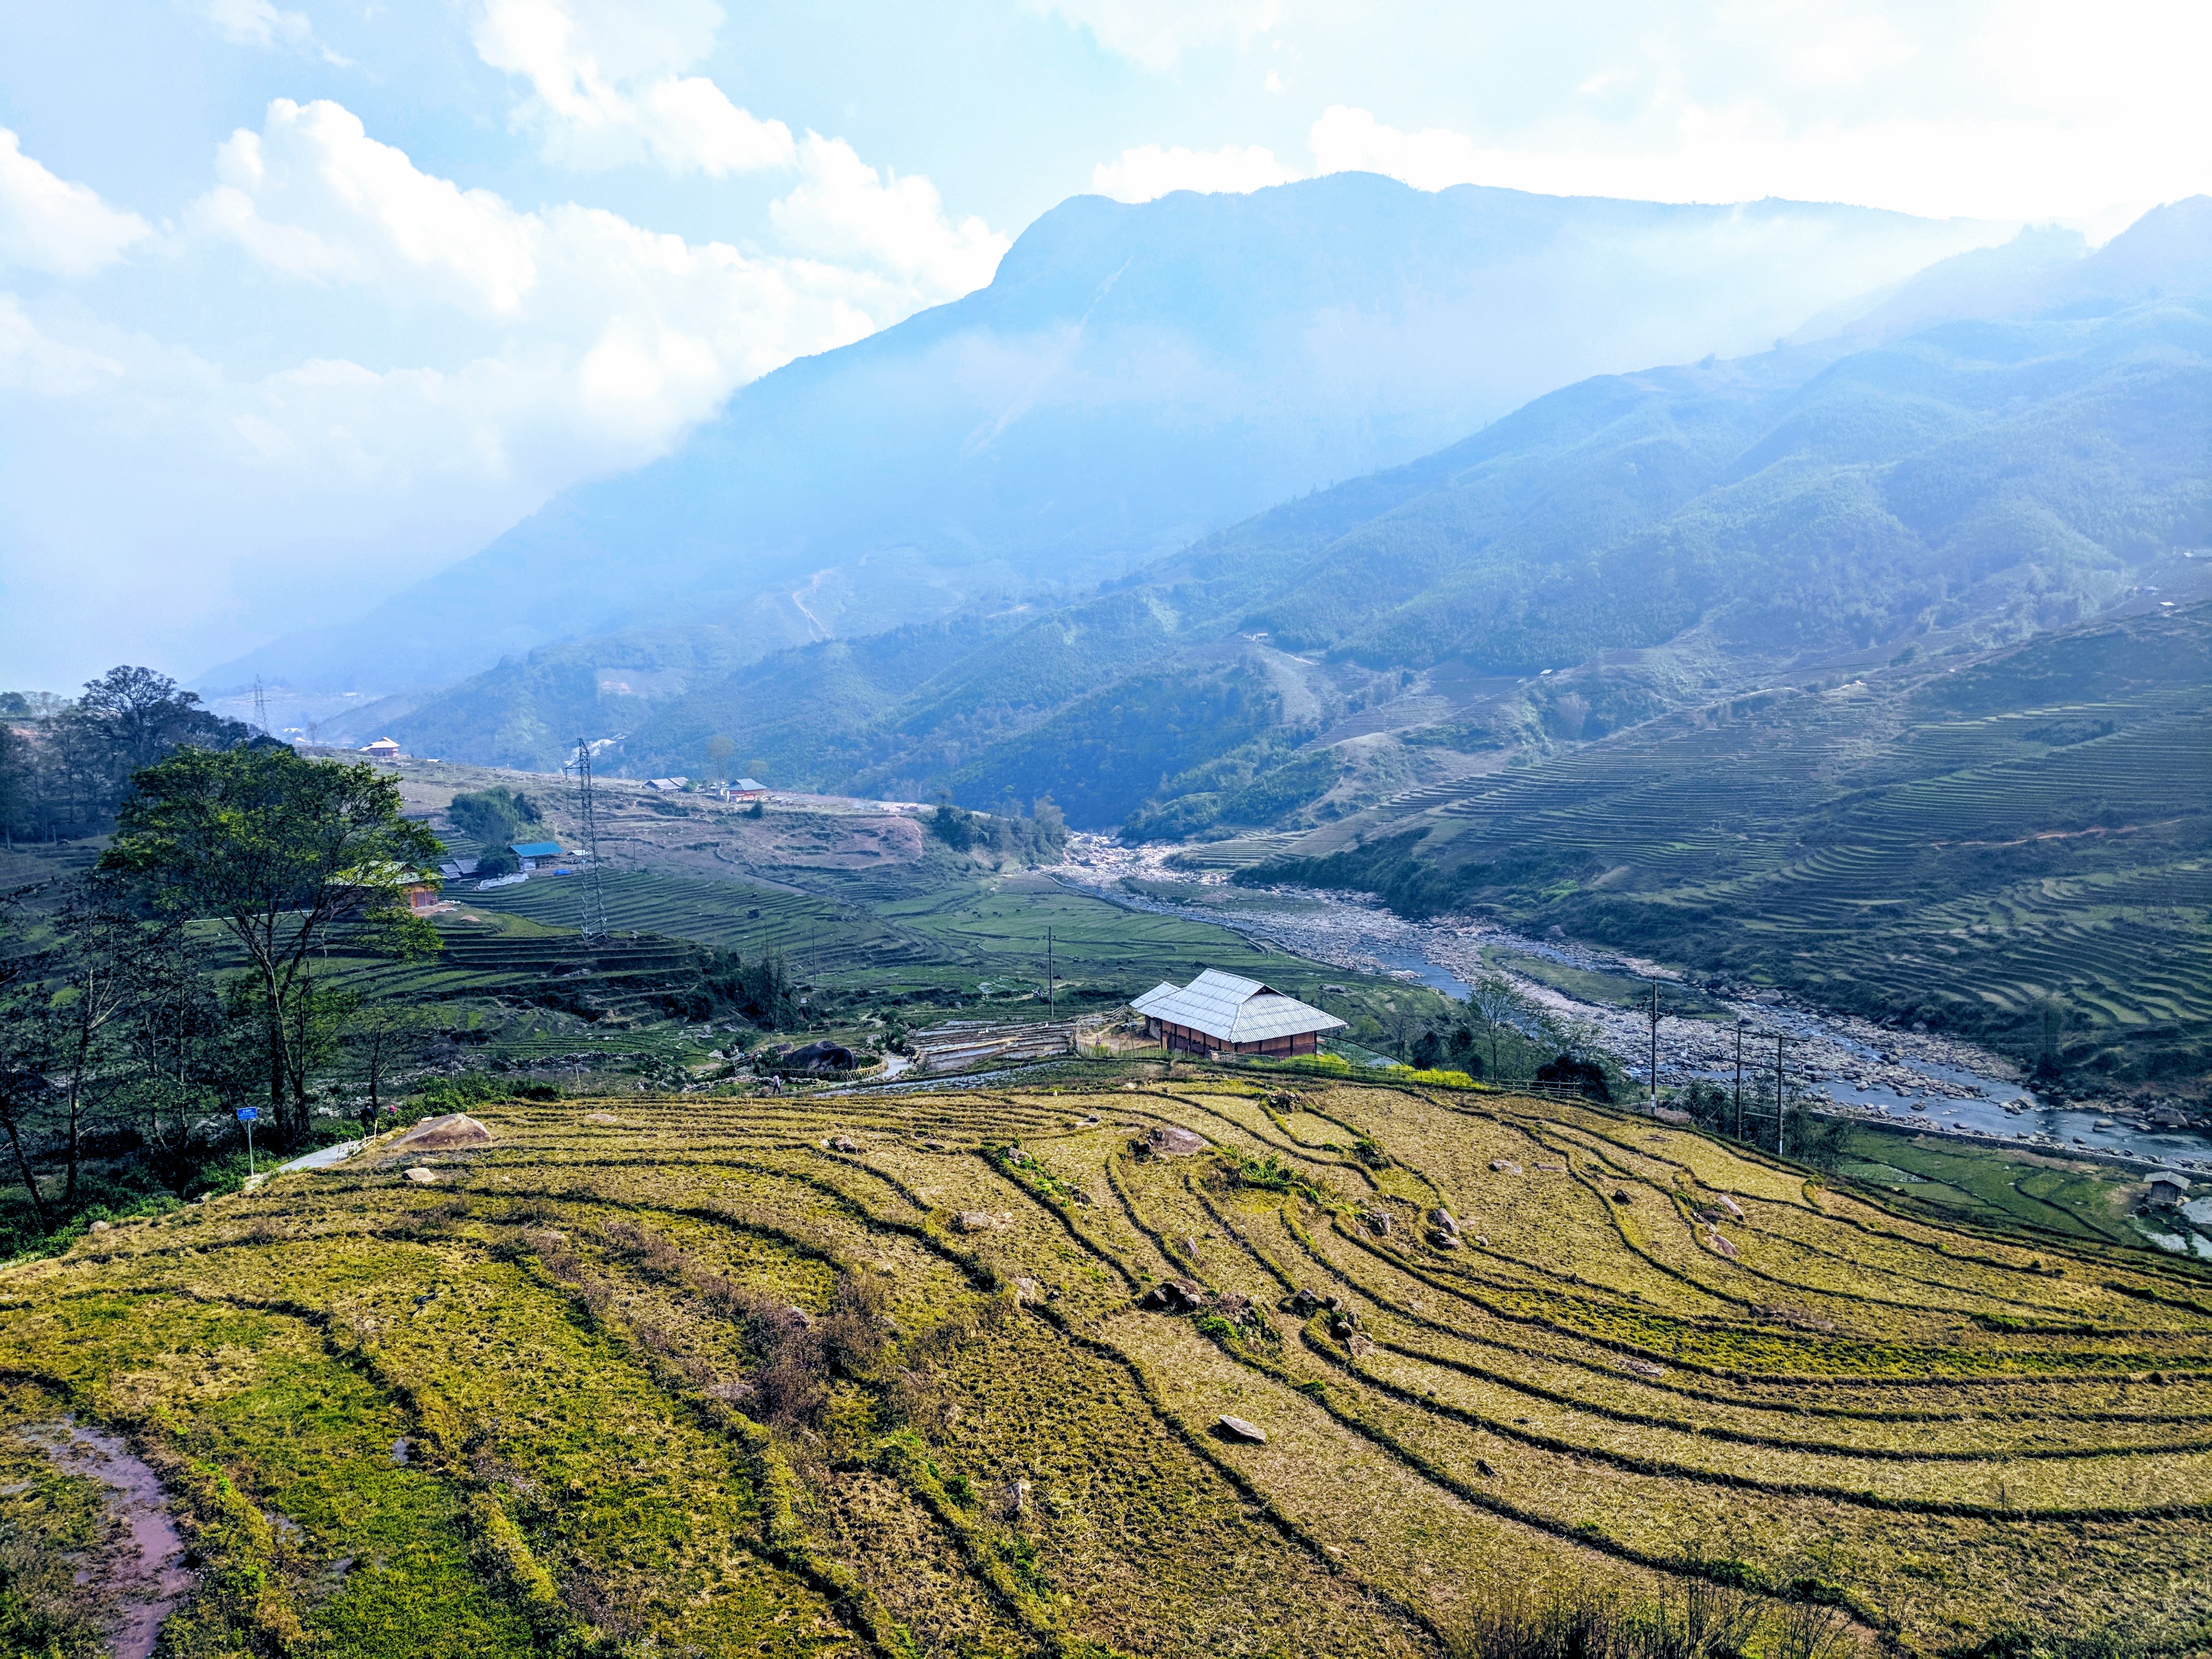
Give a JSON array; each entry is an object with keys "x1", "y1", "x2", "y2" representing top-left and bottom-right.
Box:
[
  {"x1": 210, "y1": 174, "x2": 2015, "y2": 726},
  {"x1": 573, "y1": 198, "x2": 2211, "y2": 832}
]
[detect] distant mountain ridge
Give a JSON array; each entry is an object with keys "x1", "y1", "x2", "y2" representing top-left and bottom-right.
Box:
[
  {"x1": 569, "y1": 197, "x2": 2212, "y2": 833},
  {"x1": 207, "y1": 173, "x2": 2013, "y2": 708}
]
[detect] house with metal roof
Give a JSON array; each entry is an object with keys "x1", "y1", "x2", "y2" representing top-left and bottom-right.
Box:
[
  {"x1": 1131, "y1": 969, "x2": 1346, "y2": 1059},
  {"x1": 509, "y1": 840, "x2": 566, "y2": 869}
]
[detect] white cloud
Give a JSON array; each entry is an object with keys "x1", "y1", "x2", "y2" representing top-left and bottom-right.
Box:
[
  {"x1": 772, "y1": 136, "x2": 1009, "y2": 295},
  {"x1": 1090, "y1": 142, "x2": 1294, "y2": 204},
  {"x1": 0, "y1": 128, "x2": 152, "y2": 276},
  {"x1": 205, "y1": 0, "x2": 348, "y2": 64},
  {"x1": 0, "y1": 90, "x2": 1007, "y2": 685},
  {"x1": 473, "y1": 0, "x2": 795, "y2": 176},
  {"x1": 194, "y1": 101, "x2": 542, "y2": 314},
  {"x1": 1025, "y1": 0, "x2": 1281, "y2": 72}
]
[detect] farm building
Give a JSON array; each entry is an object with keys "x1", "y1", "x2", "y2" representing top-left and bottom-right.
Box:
[
  {"x1": 647, "y1": 776, "x2": 690, "y2": 792},
  {"x1": 509, "y1": 840, "x2": 565, "y2": 870},
  {"x1": 361, "y1": 737, "x2": 402, "y2": 760},
  {"x1": 1132, "y1": 969, "x2": 1346, "y2": 1059},
  {"x1": 2148, "y1": 1171, "x2": 2192, "y2": 1208},
  {"x1": 728, "y1": 776, "x2": 769, "y2": 803}
]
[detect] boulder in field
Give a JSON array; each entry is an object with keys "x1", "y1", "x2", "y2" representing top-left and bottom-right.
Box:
[
  {"x1": 1140, "y1": 1125, "x2": 1207, "y2": 1157},
  {"x1": 395, "y1": 1114, "x2": 492, "y2": 1151},
  {"x1": 1359, "y1": 1209, "x2": 1393, "y2": 1235},
  {"x1": 1215, "y1": 1415, "x2": 1267, "y2": 1444},
  {"x1": 829, "y1": 1135, "x2": 860, "y2": 1153},
  {"x1": 953, "y1": 1211, "x2": 995, "y2": 1234},
  {"x1": 404, "y1": 1167, "x2": 440, "y2": 1185},
  {"x1": 1489, "y1": 1160, "x2": 1522, "y2": 1174},
  {"x1": 1139, "y1": 1278, "x2": 1203, "y2": 1313}
]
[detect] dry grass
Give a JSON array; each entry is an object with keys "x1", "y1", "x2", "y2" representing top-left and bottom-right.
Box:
[{"x1": 4, "y1": 1076, "x2": 2210, "y2": 1656}]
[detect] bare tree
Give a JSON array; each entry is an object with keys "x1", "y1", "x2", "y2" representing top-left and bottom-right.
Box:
[{"x1": 1463, "y1": 974, "x2": 1527, "y2": 1082}]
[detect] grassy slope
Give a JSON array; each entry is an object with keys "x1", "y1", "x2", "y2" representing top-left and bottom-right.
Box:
[
  {"x1": 1249, "y1": 601, "x2": 2212, "y2": 1089},
  {"x1": 7, "y1": 1076, "x2": 2212, "y2": 1657}
]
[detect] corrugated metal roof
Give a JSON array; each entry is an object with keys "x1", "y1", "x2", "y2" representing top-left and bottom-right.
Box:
[
  {"x1": 1131, "y1": 968, "x2": 1345, "y2": 1045},
  {"x1": 510, "y1": 840, "x2": 563, "y2": 858}
]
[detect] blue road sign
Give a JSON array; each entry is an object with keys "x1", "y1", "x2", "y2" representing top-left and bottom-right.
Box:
[{"x1": 236, "y1": 1107, "x2": 258, "y2": 1122}]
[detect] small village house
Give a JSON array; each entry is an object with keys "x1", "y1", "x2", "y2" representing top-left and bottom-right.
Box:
[
  {"x1": 728, "y1": 776, "x2": 769, "y2": 803},
  {"x1": 2148, "y1": 1170, "x2": 2192, "y2": 1209},
  {"x1": 362, "y1": 737, "x2": 402, "y2": 760},
  {"x1": 510, "y1": 839, "x2": 565, "y2": 872},
  {"x1": 1132, "y1": 970, "x2": 1346, "y2": 1059}
]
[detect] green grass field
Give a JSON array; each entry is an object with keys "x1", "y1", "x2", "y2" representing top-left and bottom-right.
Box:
[{"x1": 9, "y1": 1075, "x2": 2212, "y2": 1657}]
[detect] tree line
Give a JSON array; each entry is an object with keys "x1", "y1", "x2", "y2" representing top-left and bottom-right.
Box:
[
  {"x1": 0, "y1": 667, "x2": 278, "y2": 841},
  {"x1": 2, "y1": 678, "x2": 441, "y2": 1251}
]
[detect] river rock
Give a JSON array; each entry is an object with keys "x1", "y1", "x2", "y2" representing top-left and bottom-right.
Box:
[{"x1": 1215, "y1": 1415, "x2": 1267, "y2": 1444}]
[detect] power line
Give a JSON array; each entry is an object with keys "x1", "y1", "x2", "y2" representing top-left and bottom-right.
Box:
[{"x1": 252, "y1": 675, "x2": 269, "y2": 736}]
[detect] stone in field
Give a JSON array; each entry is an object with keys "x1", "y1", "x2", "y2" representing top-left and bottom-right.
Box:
[
  {"x1": 585, "y1": 1111, "x2": 622, "y2": 1125},
  {"x1": 1014, "y1": 1276, "x2": 1044, "y2": 1304},
  {"x1": 1714, "y1": 1195, "x2": 1745, "y2": 1218},
  {"x1": 1139, "y1": 1279, "x2": 1203, "y2": 1313},
  {"x1": 395, "y1": 1113, "x2": 492, "y2": 1150},
  {"x1": 1359, "y1": 1209, "x2": 1392, "y2": 1235},
  {"x1": 1215, "y1": 1415, "x2": 1267, "y2": 1444},
  {"x1": 1489, "y1": 1160, "x2": 1522, "y2": 1174},
  {"x1": 404, "y1": 1167, "x2": 440, "y2": 1185},
  {"x1": 829, "y1": 1135, "x2": 860, "y2": 1152},
  {"x1": 1428, "y1": 1207, "x2": 1460, "y2": 1234},
  {"x1": 1142, "y1": 1125, "x2": 1207, "y2": 1157},
  {"x1": 953, "y1": 1211, "x2": 995, "y2": 1233}
]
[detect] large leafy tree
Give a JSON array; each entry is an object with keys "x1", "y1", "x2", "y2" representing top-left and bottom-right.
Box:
[{"x1": 102, "y1": 747, "x2": 442, "y2": 1144}]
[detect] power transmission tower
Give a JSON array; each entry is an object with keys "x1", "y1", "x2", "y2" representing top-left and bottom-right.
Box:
[
  {"x1": 252, "y1": 675, "x2": 269, "y2": 736},
  {"x1": 569, "y1": 737, "x2": 609, "y2": 943}
]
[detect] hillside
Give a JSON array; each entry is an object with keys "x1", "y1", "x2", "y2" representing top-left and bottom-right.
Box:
[
  {"x1": 222, "y1": 175, "x2": 2019, "y2": 747},
  {"x1": 577, "y1": 201, "x2": 2212, "y2": 835},
  {"x1": 1243, "y1": 597, "x2": 2212, "y2": 1092},
  {"x1": 8, "y1": 1076, "x2": 2211, "y2": 1657}
]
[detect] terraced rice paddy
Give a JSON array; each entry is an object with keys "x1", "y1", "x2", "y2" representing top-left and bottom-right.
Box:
[
  {"x1": 9, "y1": 1076, "x2": 2212, "y2": 1656},
  {"x1": 1258, "y1": 604, "x2": 2212, "y2": 1080}
]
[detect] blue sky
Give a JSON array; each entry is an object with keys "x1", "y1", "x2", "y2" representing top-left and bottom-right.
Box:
[{"x1": 3, "y1": 0, "x2": 2207, "y2": 690}]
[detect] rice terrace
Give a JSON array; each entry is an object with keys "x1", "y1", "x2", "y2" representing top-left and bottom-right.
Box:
[{"x1": 9, "y1": 1070, "x2": 2212, "y2": 1658}]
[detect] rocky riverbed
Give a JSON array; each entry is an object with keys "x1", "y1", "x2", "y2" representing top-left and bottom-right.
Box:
[{"x1": 1046, "y1": 834, "x2": 2212, "y2": 1171}]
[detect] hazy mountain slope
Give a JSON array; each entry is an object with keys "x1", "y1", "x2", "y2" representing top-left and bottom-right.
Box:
[
  {"x1": 600, "y1": 202, "x2": 2209, "y2": 827},
  {"x1": 229, "y1": 175, "x2": 2011, "y2": 726}
]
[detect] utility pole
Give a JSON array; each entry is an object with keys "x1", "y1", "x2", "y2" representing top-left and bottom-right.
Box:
[
  {"x1": 1647, "y1": 980, "x2": 1660, "y2": 1114},
  {"x1": 252, "y1": 675, "x2": 269, "y2": 736},
  {"x1": 1047, "y1": 926, "x2": 1056, "y2": 1021},
  {"x1": 1773, "y1": 1033, "x2": 1789, "y2": 1157},
  {"x1": 569, "y1": 737, "x2": 609, "y2": 943},
  {"x1": 1733, "y1": 1019, "x2": 1746, "y2": 1142}
]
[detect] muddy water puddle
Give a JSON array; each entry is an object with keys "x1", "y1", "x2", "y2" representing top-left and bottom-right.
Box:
[{"x1": 16, "y1": 1419, "x2": 191, "y2": 1659}]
